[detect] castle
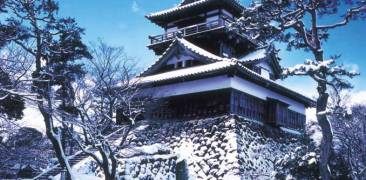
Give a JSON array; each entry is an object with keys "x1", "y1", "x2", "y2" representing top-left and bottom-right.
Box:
[
  {"x1": 111, "y1": 1, "x2": 314, "y2": 178},
  {"x1": 136, "y1": 0, "x2": 313, "y2": 132}
]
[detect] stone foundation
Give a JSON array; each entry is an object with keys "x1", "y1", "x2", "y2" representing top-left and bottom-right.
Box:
[{"x1": 119, "y1": 115, "x2": 304, "y2": 180}]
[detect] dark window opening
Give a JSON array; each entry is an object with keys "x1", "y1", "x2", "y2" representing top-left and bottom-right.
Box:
[
  {"x1": 176, "y1": 61, "x2": 183, "y2": 69},
  {"x1": 251, "y1": 66, "x2": 261, "y2": 74},
  {"x1": 160, "y1": 64, "x2": 175, "y2": 73},
  {"x1": 269, "y1": 73, "x2": 276, "y2": 81}
]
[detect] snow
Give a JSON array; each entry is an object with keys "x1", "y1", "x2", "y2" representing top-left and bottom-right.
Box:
[
  {"x1": 132, "y1": 144, "x2": 171, "y2": 156},
  {"x1": 138, "y1": 60, "x2": 236, "y2": 84},
  {"x1": 280, "y1": 127, "x2": 302, "y2": 136},
  {"x1": 306, "y1": 108, "x2": 322, "y2": 146},
  {"x1": 17, "y1": 105, "x2": 46, "y2": 134},
  {"x1": 239, "y1": 48, "x2": 267, "y2": 62},
  {"x1": 176, "y1": 139, "x2": 194, "y2": 162},
  {"x1": 147, "y1": 0, "x2": 243, "y2": 19},
  {"x1": 283, "y1": 59, "x2": 335, "y2": 76},
  {"x1": 52, "y1": 157, "x2": 101, "y2": 180},
  {"x1": 147, "y1": 0, "x2": 211, "y2": 18},
  {"x1": 138, "y1": 38, "x2": 229, "y2": 77}
]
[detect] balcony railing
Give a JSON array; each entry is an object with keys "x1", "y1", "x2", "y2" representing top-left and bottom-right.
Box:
[{"x1": 149, "y1": 18, "x2": 233, "y2": 45}]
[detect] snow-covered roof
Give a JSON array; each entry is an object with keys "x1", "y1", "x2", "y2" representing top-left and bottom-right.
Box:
[
  {"x1": 239, "y1": 46, "x2": 283, "y2": 79},
  {"x1": 138, "y1": 58, "x2": 313, "y2": 106},
  {"x1": 139, "y1": 38, "x2": 230, "y2": 77},
  {"x1": 138, "y1": 60, "x2": 236, "y2": 84},
  {"x1": 179, "y1": 38, "x2": 230, "y2": 61},
  {"x1": 146, "y1": 0, "x2": 243, "y2": 22},
  {"x1": 239, "y1": 48, "x2": 268, "y2": 62},
  {"x1": 147, "y1": 0, "x2": 210, "y2": 19}
]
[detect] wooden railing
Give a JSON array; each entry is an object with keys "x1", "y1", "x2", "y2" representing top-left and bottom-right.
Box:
[{"x1": 149, "y1": 18, "x2": 233, "y2": 45}]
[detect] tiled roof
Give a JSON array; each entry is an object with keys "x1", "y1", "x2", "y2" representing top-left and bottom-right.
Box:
[
  {"x1": 136, "y1": 38, "x2": 313, "y2": 106},
  {"x1": 179, "y1": 38, "x2": 230, "y2": 61},
  {"x1": 137, "y1": 58, "x2": 314, "y2": 106},
  {"x1": 146, "y1": 0, "x2": 243, "y2": 20},
  {"x1": 138, "y1": 60, "x2": 236, "y2": 84},
  {"x1": 239, "y1": 48, "x2": 268, "y2": 62},
  {"x1": 138, "y1": 38, "x2": 230, "y2": 77},
  {"x1": 147, "y1": 0, "x2": 210, "y2": 19}
]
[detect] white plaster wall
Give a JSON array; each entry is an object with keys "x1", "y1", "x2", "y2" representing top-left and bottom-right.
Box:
[
  {"x1": 230, "y1": 76, "x2": 305, "y2": 114},
  {"x1": 257, "y1": 61, "x2": 273, "y2": 74},
  {"x1": 166, "y1": 55, "x2": 193, "y2": 65},
  {"x1": 144, "y1": 76, "x2": 231, "y2": 98},
  {"x1": 142, "y1": 75, "x2": 306, "y2": 114}
]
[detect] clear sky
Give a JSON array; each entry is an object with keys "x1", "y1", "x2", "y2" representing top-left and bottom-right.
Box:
[{"x1": 58, "y1": 0, "x2": 366, "y2": 98}]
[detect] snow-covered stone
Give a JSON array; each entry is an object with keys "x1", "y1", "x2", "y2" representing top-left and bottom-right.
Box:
[{"x1": 117, "y1": 115, "x2": 304, "y2": 179}]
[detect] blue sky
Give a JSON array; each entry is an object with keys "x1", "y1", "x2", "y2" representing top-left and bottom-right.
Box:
[{"x1": 59, "y1": 0, "x2": 366, "y2": 97}]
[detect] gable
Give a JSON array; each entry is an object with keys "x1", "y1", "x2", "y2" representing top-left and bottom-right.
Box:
[
  {"x1": 139, "y1": 38, "x2": 229, "y2": 77},
  {"x1": 240, "y1": 46, "x2": 282, "y2": 80}
]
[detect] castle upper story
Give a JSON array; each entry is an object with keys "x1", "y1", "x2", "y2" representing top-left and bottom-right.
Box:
[{"x1": 146, "y1": 0, "x2": 258, "y2": 59}]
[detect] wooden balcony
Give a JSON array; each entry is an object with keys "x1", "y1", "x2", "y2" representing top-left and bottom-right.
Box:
[{"x1": 149, "y1": 18, "x2": 233, "y2": 45}]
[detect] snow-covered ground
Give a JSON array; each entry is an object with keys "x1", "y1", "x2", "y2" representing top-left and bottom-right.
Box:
[{"x1": 17, "y1": 105, "x2": 46, "y2": 134}]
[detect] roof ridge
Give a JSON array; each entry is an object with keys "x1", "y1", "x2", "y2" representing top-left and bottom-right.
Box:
[
  {"x1": 147, "y1": 0, "x2": 210, "y2": 18},
  {"x1": 176, "y1": 38, "x2": 230, "y2": 61},
  {"x1": 138, "y1": 60, "x2": 235, "y2": 84}
]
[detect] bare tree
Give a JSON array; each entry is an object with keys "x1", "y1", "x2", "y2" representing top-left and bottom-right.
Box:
[
  {"x1": 231, "y1": 1, "x2": 366, "y2": 178},
  {"x1": 68, "y1": 41, "x2": 145, "y2": 180},
  {"x1": 328, "y1": 90, "x2": 366, "y2": 179},
  {"x1": 88, "y1": 40, "x2": 138, "y2": 126}
]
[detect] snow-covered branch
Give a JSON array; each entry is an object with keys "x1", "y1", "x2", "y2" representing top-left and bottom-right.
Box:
[{"x1": 318, "y1": 3, "x2": 366, "y2": 30}]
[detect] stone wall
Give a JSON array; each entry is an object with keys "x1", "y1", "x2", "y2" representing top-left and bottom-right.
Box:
[
  {"x1": 120, "y1": 115, "x2": 304, "y2": 180},
  {"x1": 118, "y1": 154, "x2": 177, "y2": 180},
  {"x1": 234, "y1": 117, "x2": 303, "y2": 179},
  {"x1": 124, "y1": 116, "x2": 240, "y2": 179}
]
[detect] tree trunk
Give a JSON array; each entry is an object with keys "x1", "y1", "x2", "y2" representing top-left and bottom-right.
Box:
[
  {"x1": 98, "y1": 144, "x2": 116, "y2": 180},
  {"x1": 316, "y1": 83, "x2": 332, "y2": 180},
  {"x1": 38, "y1": 84, "x2": 74, "y2": 180},
  {"x1": 39, "y1": 105, "x2": 74, "y2": 180}
]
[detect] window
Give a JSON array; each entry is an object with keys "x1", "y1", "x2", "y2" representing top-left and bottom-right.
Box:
[
  {"x1": 176, "y1": 61, "x2": 183, "y2": 69},
  {"x1": 160, "y1": 64, "x2": 175, "y2": 72},
  {"x1": 185, "y1": 60, "x2": 193, "y2": 67},
  {"x1": 231, "y1": 90, "x2": 265, "y2": 122},
  {"x1": 252, "y1": 66, "x2": 261, "y2": 74}
]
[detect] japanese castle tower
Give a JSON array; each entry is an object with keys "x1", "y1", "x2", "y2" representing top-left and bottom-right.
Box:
[{"x1": 136, "y1": 0, "x2": 313, "y2": 132}]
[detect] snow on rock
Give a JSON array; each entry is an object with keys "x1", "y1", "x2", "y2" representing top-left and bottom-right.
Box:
[
  {"x1": 116, "y1": 115, "x2": 305, "y2": 179},
  {"x1": 235, "y1": 117, "x2": 303, "y2": 179},
  {"x1": 52, "y1": 157, "x2": 102, "y2": 180},
  {"x1": 118, "y1": 154, "x2": 177, "y2": 180}
]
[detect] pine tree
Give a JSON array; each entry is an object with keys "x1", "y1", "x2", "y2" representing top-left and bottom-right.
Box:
[
  {"x1": 231, "y1": 1, "x2": 366, "y2": 179},
  {"x1": 3, "y1": 0, "x2": 91, "y2": 178},
  {"x1": 0, "y1": 0, "x2": 25, "y2": 121}
]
